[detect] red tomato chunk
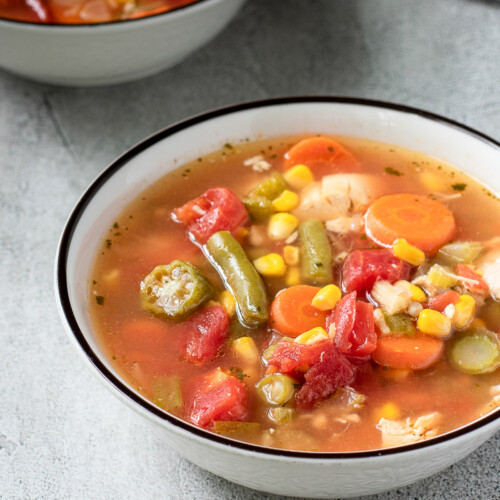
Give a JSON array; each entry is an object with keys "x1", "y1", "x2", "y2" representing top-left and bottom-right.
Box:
[
  {"x1": 184, "y1": 305, "x2": 229, "y2": 364},
  {"x1": 427, "y1": 290, "x2": 460, "y2": 312},
  {"x1": 295, "y1": 342, "x2": 354, "y2": 411},
  {"x1": 342, "y1": 249, "x2": 411, "y2": 294},
  {"x1": 172, "y1": 187, "x2": 248, "y2": 244},
  {"x1": 456, "y1": 264, "x2": 489, "y2": 293},
  {"x1": 190, "y1": 369, "x2": 249, "y2": 428},
  {"x1": 327, "y1": 292, "x2": 376, "y2": 357}
]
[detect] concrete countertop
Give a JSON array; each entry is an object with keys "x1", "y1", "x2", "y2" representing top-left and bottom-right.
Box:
[{"x1": 1, "y1": 0, "x2": 499, "y2": 498}]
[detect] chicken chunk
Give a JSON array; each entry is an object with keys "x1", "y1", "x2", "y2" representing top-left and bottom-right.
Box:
[{"x1": 377, "y1": 412, "x2": 441, "y2": 448}]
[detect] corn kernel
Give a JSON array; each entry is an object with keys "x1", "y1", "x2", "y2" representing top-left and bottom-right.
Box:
[
  {"x1": 272, "y1": 190, "x2": 299, "y2": 212},
  {"x1": 268, "y1": 213, "x2": 299, "y2": 241},
  {"x1": 453, "y1": 294, "x2": 476, "y2": 330},
  {"x1": 283, "y1": 164, "x2": 314, "y2": 190},
  {"x1": 219, "y1": 290, "x2": 236, "y2": 317},
  {"x1": 395, "y1": 280, "x2": 426, "y2": 302},
  {"x1": 285, "y1": 266, "x2": 301, "y2": 286},
  {"x1": 253, "y1": 253, "x2": 287, "y2": 277},
  {"x1": 417, "y1": 309, "x2": 452, "y2": 337},
  {"x1": 295, "y1": 327, "x2": 329, "y2": 345},
  {"x1": 283, "y1": 245, "x2": 299, "y2": 266},
  {"x1": 232, "y1": 337, "x2": 259, "y2": 365},
  {"x1": 393, "y1": 238, "x2": 426, "y2": 266},
  {"x1": 311, "y1": 284, "x2": 342, "y2": 311},
  {"x1": 375, "y1": 402, "x2": 401, "y2": 421}
]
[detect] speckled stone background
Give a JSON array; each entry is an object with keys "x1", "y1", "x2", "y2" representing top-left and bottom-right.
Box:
[{"x1": 1, "y1": 0, "x2": 499, "y2": 499}]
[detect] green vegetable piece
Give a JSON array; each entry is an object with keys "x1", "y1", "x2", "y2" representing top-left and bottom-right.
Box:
[
  {"x1": 140, "y1": 260, "x2": 213, "y2": 319},
  {"x1": 298, "y1": 219, "x2": 333, "y2": 285},
  {"x1": 213, "y1": 421, "x2": 260, "y2": 437},
  {"x1": 153, "y1": 376, "x2": 182, "y2": 412},
  {"x1": 268, "y1": 407, "x2": 296, "y2": 425},
  {"x1": 446, "y1": 328, "x2": 500, "y2": 374},
  {"x1": 206, "y1": 231, "x2": 268, "y2": 328},
  {"x1": 251, "y1": 172, "x2": 286, "y2": 200},
  {"x1": 382, "y1": 311, "x2": 416, "y2": 336},
  {"x1": 262, "y1": 343, "x2": 278, "y2": 364},
  {"x1": 256, "y1": 374, "x2": 296, "y2": 406},
  {"x1": 243, "y1": 196, "x2": 275, "y2": 219},
  {"x1": 437, "y1": 241, "x2": 482, "y2": 265}
]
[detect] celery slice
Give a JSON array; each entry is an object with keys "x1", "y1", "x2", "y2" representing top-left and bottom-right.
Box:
[
  {"x1": 153, "y1": 376, "x2": 182, "y2": 412},
  {"x1": 213, "y1": 421, "x2": 260, "y2": 437},
  {"x1": 446, "y1": 328, "x2": 500, "y2": 374},
  {"x1": 427, "y1": 264, "x2": 458, "y2": 289},
  {"x1": 437, "y1": 241, "x2": 482, "y2": 265}
]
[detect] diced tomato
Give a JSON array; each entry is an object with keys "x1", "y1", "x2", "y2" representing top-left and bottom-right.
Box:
[
  {"x1": 172, "y1": 187, "x2": 248, "y2": 244},
  {"x1": 295, "y1": 342, "x2": 354, "y2": 411},
  {"x1": 267, "y1": 339, "x2": 331, "y2": 379},
  {"x1": 184, "y1": 305, "x2": 229, "y2": 364},
  {"x1": 342, "y1": 249, "x2": 412, "y2": 294},
  {"x1": 189, "y1": 369, "x2": 248, "y2": 428},
  {"x1": 326, "y1": 292, "x2": 377, "y2": 357},
  {"x1": 456, "y1": 264, "x2": 489, "y2": 293},
  {"x1": 427, "y1": 290, "x2": 460, "y2": 312}
]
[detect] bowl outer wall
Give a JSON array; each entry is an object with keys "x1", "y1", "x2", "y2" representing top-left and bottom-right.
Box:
[
  {"x1": 0, "y1": 0, "x2": 245, "y2": 86},
  {"x1": 55, "y1": 98, "x2": 500, "y2": 498}
]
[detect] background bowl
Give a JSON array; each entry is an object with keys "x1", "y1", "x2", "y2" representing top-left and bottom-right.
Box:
[
  {"x1": 55, "y1": 97, "x2": 500, "y2": 498},
  {"x1": 0, "y1": 0, "x2": 244, "y2": 86}
]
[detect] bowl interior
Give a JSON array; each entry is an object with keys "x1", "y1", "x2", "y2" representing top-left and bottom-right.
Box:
[{"x1": 59, "y1": 98, "x2": 500, "y2": 443}]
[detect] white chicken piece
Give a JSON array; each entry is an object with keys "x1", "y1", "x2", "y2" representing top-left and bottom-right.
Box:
[
  {"x1": 480, "y1": 258, "x2": 500, "y2": 300},
  {"x1": 294, "y1": 174, "x2": 382, "y2": 223},
  {"x1": 325, "y1": 214, "x2": 363, "y2": 234},
  {"x1": 377, "y1": 412, "x2": 441, "y2": 448},
  {"x1": 371, "y1": 280, "x2": 413, "y2": 315}
]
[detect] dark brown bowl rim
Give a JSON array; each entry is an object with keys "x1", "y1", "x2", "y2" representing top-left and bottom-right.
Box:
[
  {"x1": 56, "y1": 96, "x2": 500, "y2": 459},
  {"x1": 0, "y1": 0, "x2": 214, "y2": 28}
]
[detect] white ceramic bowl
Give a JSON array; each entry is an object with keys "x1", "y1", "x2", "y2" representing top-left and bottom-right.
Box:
[
  {"x1": 55, "y1": 98, "x2": 500, "y2": 498},
  {"x1": 0, "y1": 0, "x2": 244, "y2": 86}
]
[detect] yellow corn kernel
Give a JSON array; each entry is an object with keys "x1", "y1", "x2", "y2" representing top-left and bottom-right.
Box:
[
  {"x1": 417, "y1": 309, "x2": 452, "y2": 337},
  {"x1": 295, "y1": 327, "x2": 329, "y2": 345},
  {"x1": 453, "y1": 294, "x2": 476, "y2": 330},
  {"x1": 393, "y1": 238, "x2": 426, "y2": 266},
  {"x1": 219, "y1": 290, "x2": 236, "y2": 318},
  {"x1": 311, "y1": 284, "x2": 342, "y2": 311},
  {"x1": 471, "y1": 318, "x2": 487, "y2": 329},
  {"x1": 395, "y1": 280, "x2": 426, "y2": 302},
  {"x1": 272, "y1": 190, "x2": 299, "y2": 212},
  {"x1": 285, "y1": 266, "x2": 301, "y2": 286},
  {"x1": 253, "y1": 253, "x2": 287, "y2": 277},
  {"x1": 283, "y1": 164, "x2": 314, "y2": 190},
  {"x1": 232, "y1": 337, "x2": 259, "y2": 365},
  {"x1": 375, "y1": 402, "x2": 401, "y2": 422},
  {"x1": 268, "y1": 213, "x2": 299, "y2": 241},
  {"x1": 283, "y1": 245, "x2": 299, "y2": 266}
]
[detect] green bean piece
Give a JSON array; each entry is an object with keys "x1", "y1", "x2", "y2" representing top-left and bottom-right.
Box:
[
  {"x1": 268, "y1": 407, "x2": 296, "y2": 425},
  {"x1": 212, "y1": 421, "x2": 260, "y2": 437},
  {"x1": 140, "y1": 260, "x2": 213, "y2": 319},
  {"x1": 205, "y1": 231, "x2": 268, "y2": 328},
  {"x1": 382, "y1": 311, "x2": 416, "y2": 336},
  {"x1": 153, "y1": 376, "x2": 182, "y2": 412},
  {"x1": 437, "y1": 241, "x2": 482, "y2": 265},
  {"x1": 251, "y1": 172, "x2": 287, "y2": 200},
  {"x1": 256, "y1": 374, "x2": 296, "y2": 406},
  {"x1": 243, "y1": 196, "x2": 275, "y2": 219},
  {"x1": 298, "y1": 219, "x2": 333, "y2": 285},
  {"x1": 446, "y1": 327, "x2": 500, "y2": 374}
]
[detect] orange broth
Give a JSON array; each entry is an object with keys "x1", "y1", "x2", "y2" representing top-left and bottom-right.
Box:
[{"x1": 89, "y1": 135, "x2": 500, "y2": 452}]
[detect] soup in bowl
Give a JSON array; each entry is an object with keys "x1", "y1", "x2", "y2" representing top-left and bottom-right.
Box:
[{"x1": 56, "y1": 98, "x2": 500, "y2": 498}]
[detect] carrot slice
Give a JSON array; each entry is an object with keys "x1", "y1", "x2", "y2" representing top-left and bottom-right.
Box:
[
  {"x1": 365, "y1": 193, "x2": 456, "y2": 253},
  {"x1": 270, "y1": 285, "x2": 328, "y2": 337},
  {"x1": 372, "y1": 334, "x2": 444, "y2": 370},
  {"x1": 283, "y1": 137, "x2": 359, "y2": 177}
]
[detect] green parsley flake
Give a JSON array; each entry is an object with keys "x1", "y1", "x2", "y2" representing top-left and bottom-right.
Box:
[
  {"x1": 385, "y1": 167, "x2": 403, "y2": 176},
  {"x1": 451, "y1": 183, "x2": 467, "y2": 191}
]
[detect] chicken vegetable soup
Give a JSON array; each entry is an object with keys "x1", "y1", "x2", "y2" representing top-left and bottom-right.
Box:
[
  {"x1": 89, "y1": 135, "x2": 500, "y2": 452},
  {"x1": 0, "y1": 0, "x2": 199, "y2": 24}
]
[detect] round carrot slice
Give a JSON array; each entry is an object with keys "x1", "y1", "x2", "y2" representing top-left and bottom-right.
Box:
[
  {"x1": 365, "y1": 193, "x2": 456, "y2": 253},
  {"x1": 283, "y1": 137, "x2": 359, "y2": 177},
  {"x1": 372, "y1": 334, "x2": 444, "y2": 370},
  {"x1": 270, "y1": 285, "x2": 328, "y2": 337}
]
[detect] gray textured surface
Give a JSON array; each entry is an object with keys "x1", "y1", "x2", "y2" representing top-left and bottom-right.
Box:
[{"x1": 1, "y1": 0, "x2": 499, "y2": 499}]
